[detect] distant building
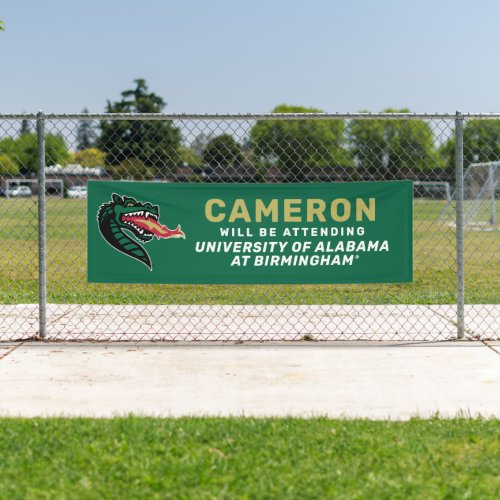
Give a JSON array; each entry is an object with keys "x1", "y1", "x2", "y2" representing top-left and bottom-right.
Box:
[{"x1": 46, "y1": 164, "x2": 111, "y2": 187}]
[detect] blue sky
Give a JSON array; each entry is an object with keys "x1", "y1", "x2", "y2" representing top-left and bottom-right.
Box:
[{"x1": 2, "y1": 0, "x2": 500, "y2": 114}]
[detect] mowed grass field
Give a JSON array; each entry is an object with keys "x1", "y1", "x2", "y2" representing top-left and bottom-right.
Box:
[
  {"x1": 0, "y1": 417, "x2": 498, "y2": 498},
  {"x1": 0, "y1": 197, "x2": 498, "y2": 305}
]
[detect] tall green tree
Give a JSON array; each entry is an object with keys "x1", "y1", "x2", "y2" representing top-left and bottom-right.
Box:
[
  {"x1": 350, "y1": 109, "x2": 440, "y2": 175},
  {"x1": 0, "y1": 134, "x2": 70, "y2": 174},
  {"x1": 349, "y1": 115, "x2": 385, "y2": 171},
  {"x1": 76, "y1": 108, "x2": 97, "y2": 150},
  {"x1": 440, "y1": 120, "x2": 500, "y2": 170},
  {"x1": 177, "y1": 146, "x2": 203, "y2": 167},
  {"x1": 202, "y1": 134, "x2": 243, "y2": 169},
  {"x1": 0, "y1": 153, "x2": 19, "y2": 176},
  {"x1": 107, "y1": 158, "x2": 156, "y2": 181},
  {"x1": 97, "y1": 79, "x2": 181, "y2": 177},
  {"x1": 73, "y1": 147, "x2": 106, "y2": 167},
  {"x1": 250, "y1": 104, "x2": 350, "y2": 181},
  {"x1": 0, "y1": 20, "x2": 4, "y2": 31}
]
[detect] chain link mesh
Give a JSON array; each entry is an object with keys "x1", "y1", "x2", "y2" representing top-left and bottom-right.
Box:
[
  {"x1": 0, "y1": 113, "x2": 498, "y2": 341},
  {"x1": 0, "y1": 117, "x2": 39, "y2": 339}
]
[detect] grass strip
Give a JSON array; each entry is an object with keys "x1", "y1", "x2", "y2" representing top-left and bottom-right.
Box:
[{"x1": 0, "y1": 417, "x2": 498, "y2": 498}]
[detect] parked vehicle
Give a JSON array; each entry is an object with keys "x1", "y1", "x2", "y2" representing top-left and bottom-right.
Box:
[
  {"x1": 7, "y1": 185, "x2": 32, "y2": 197},
  {"x1": 67, "y1": 185, "x2": 87, "y2": 199}
]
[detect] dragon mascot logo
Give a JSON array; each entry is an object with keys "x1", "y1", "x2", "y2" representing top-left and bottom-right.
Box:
[{"x1": 97, "y1": 193, "x2": 185, "y2": 270}]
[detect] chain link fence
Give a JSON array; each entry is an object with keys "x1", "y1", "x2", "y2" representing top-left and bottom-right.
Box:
[{"x1": 0, "y1": 112, "x2": 498, "y2": 341}]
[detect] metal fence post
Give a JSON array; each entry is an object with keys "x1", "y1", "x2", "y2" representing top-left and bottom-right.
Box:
[
  {"x1": 37, "y1": 111, "x2": 47, "y2": 338},
  {"x1": 455, "y1": 111, "x2": 465, "y2": 339}
]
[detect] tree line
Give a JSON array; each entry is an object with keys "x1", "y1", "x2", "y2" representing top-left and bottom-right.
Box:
[{"x1": 2, "y1": 79, "x2": 500, "y2": 179}]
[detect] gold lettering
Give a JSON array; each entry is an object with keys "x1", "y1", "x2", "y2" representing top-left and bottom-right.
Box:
[
  {"x1": 207, "y1": 196, "x2": 375, "y2": 223},
  {"x1": 330, "y1": 198, "x2": 351, "y2": 222},
  {"x1": 229, "y1": 199, "x2": 251, "y2": 223},
  {"x1": 284, "y1": 199, "x2": 302, "y2": 222},
  {"x1": 356, "y1": 198, "x2": 376, "y2": 221},
  {"x1": 255, "y1": 199, "x2": 278, "y2": 222},
  {"x1": 205, "y1": 199, "x2": 225, "y2": 222},
  {"x1": 306, "y1": 199, "x2": 326, "y2": 222}
]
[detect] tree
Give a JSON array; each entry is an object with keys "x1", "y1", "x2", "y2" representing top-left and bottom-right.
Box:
[
  {"x1": 249, "y1": 104, "x2": 351, "y2": 181},
  {"x1": 0, "y1": 20, "x2": 4, "y2": 31},
  {"x1": 73, "y1": 147, "x2": 106, "y2": 167},
  {"x1": 45, "y1": 135, "x2": 72, "y2": 168},
  {"x1": 107, "y1": 158, "x2": 155, "y2": 180},
  {"x1": 350, "y1": 109, "x2": 439, "y2": 176},
  {"x1": 349, "y1": 115, "x2": 385, "y2": 172},
  {"x1": 0, "y1": 153, "x2": 19, "y2": 176},
  {"x1": 76, "y1": 108, "x2": 97, "y2": 150},
  {"x1": 440, "y1": 120, "x2": 500, "y2": 171},
  {"x1": 97, "y1": 79, "x2": 181, "y2": 176},
  {"x1": 177, "y1": 146, "x2": 203, "y2": 167},
  {"x1": 0, "y1": 133, "x2": 71, "y2": 174},
  {"x1": 202, "y1": 134, "x2": 243, "y2": 168}
]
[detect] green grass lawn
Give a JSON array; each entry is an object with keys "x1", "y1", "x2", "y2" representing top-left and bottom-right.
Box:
[
  {"x1": 0, "y1": 417, "x2": 498, "y2": 498},
  {"x1": 0, "y1": 198, "x2": 498, "y2": 305}
]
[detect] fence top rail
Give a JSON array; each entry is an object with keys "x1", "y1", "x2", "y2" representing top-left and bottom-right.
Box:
[{"x1": 2, "y1": 111, "x2": 500, "y2": 121}]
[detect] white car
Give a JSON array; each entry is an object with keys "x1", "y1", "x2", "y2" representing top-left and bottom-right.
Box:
[
  {"x1": 8, "y1": 185, "x2": 32, "y2": 197},
  {"x1": 67, "y1": 186, "x2": 87, "y2": 199}
]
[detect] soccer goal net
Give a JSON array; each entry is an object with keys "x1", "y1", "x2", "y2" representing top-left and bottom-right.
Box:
[
  {"x1": 413, "y1": 181, "x2": 452, "y2": 201},
  {"x1": 439, "y1": 162, "x2": 499, "y2": 228}
]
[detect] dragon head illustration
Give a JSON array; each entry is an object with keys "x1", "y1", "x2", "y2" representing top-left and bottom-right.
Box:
[{"x1": 97, "y1": 193, "x2": 185, "y2": 270}]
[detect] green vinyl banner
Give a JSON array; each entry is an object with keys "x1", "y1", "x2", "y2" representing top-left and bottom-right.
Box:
[{"x1": 87, "y1": 181, "x2": 413, "y2": 284}]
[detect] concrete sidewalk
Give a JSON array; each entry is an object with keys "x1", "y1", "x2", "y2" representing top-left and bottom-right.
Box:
[{"x1": 1, "y1": 342, "x2": 499, "y2": 419}]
